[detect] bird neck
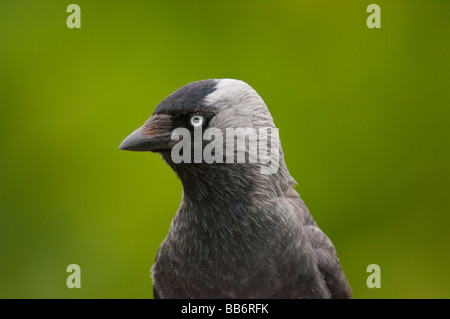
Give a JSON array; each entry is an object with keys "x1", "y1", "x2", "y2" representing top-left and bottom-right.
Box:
[{"x1": 160, "y1": 151, "x2": 296, "y2": 208}]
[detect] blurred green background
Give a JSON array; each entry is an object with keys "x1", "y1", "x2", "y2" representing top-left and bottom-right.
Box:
[{"x1": 0, "y1": 0, "x2": 449, "y2": 299}]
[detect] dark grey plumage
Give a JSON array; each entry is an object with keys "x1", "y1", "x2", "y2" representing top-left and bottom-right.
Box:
[{"x1": 119, "y1": 79, "x2": 352, "y2": 299}]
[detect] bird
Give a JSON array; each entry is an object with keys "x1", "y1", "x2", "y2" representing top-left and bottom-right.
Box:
[{"x1": 119, "y1": 79, "x2": 352, "y2": 299}]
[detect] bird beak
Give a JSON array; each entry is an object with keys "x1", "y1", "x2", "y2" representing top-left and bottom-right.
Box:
[{"x1": 119, "y1": 114, "x2": 174, "y2": 152}]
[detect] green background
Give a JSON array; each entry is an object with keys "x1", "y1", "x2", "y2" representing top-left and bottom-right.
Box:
[{"x1": 0, "y1": 0, "x2": 449, "y2": 298}]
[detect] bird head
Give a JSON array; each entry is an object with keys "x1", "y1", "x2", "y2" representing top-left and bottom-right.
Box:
[
  {"x1": 119, "y1": 79, "x2": 296, "y2": 202},
  {"x1": 119, "y1": 79, "x2": 218, "y2": 153}
]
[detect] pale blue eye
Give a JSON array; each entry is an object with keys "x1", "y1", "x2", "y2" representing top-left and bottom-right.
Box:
[{"x1": 190, "y1": 115, "x2": 203, "y2": 127}]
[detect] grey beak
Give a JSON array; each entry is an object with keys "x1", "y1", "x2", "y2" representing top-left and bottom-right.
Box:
[
  {"x1": 119, "y1": 114, "x2": 173, "y2": 152},
  {"x1": 119, "y1": 128, "x2": 152, "y2": 151}
]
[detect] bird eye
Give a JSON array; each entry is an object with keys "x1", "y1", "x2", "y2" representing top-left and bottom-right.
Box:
[{"x1": 190, "y1": 115, "x2": 204, "y2": 127}]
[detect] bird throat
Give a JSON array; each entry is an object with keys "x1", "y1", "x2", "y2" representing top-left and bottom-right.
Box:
[{"x1": 160, "y1": 150, "x2": 294, "y2": 209}]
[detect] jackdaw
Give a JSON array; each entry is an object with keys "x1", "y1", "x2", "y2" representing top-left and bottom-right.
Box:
[{"x1": 119, "y1": 79, "x2": 352, "y2": 299}]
